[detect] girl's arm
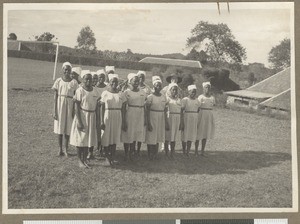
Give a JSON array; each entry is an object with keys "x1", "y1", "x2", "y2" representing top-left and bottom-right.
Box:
[
  {"x1": 121, "y1": 102, "x2": 127, "y2": 131},
  {"x1": 164, "y1": 106, "x2": 170, "y2": 131},
  {"x1": 144, "y1": 103, "x2": 147, "y2": 126},
  {"x1": 100, "y1": 102, "x2": 105, "y2": 130},
  {"x1": 146, "y1": 103, "x2": 152, "y2": 131},
  {"x1": 96, "y1": 100, "x2": 101, "y2": 130},
  {"x1": 74, "y1": 100, "x2": 84, "y2": 131},
  {"x1": 179, "y1": 107, "x2": 184, "y2": 131},
  {"x1": 53, "y1": 90, "x2": 58, "y2": 120}
]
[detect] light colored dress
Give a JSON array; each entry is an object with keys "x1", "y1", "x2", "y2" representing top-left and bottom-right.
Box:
[
  {"x1": 52, "y1": 78, "x2": 78, "y2": 135},
  {"x1": 94, "y1": 85, "x2": 108, "y2": 97},
  {"x1": 94, "y1": 86, "x2": 107, "y2": 140},
  {"x1": 121, "y1": 89, "x2": 147, "y2": 143},
  {"x1": 165, "y1": 96, "x2": 181, "y2": 142},
  {"x1": 145, "y1": 94, "x2": 167, "y2": 144},
  {"x1": 101, "y1": 90, "x2": 125, "y2": 147},
  {"x1": 197, "y1": 94, "x2": 215, "y2": 140},
  {"x1": 70, "y1": 86, "x2": 99, "y2": 147},
  {"x1": 181, "y1": 97, "x2": 200, "y2": 142},
  {"x1": 140, "y1": 84, "x2": 152, "y2": 96}
]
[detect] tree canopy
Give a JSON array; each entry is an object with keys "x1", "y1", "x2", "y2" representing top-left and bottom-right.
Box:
[
  {"x1": 35, "y1": 32, "x2": 56, "y2": 42},
  {"x1": 186, "y1": 21, "x2": 246, "y2": 66},
  {"x1": 268, "y1": 38, "x2": 290, "y2": 72},
  {"x1": 76, "y1": 26, "x2": 97, "y2": 53}
]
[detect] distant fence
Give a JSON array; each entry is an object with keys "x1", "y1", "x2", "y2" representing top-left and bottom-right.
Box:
[{"x1": 7, "y1": 50, "x2": 201, "y2": 73}]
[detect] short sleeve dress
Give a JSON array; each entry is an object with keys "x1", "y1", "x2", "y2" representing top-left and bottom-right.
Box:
[
  {"x1": 121, "y1": 89, "x2": 147, "y2": 144},
  {"x1": 51, "y1": 78, "x2": 78, "y2": 135},
  {"x1": 145, "y1": 94, "x2": 167, "y2": 145},
  {"x1": 100, "y1": 90, "x2": 125, "y2": 147},
  {"x1": 140, "y1": 84, "x2": 152, "y2": 96},
  {"x1": 181, "y1": 97, "x2": 200, "y2": 142},
  {"x1": 197, "y1": 94, "x2": 215, "y2": 140},
  {"x1": 165, "y1": 96, "x2": 181, "y2": 142},
  {"x1": 69, "y1": 86, "x2": 99, "y2": 147}
]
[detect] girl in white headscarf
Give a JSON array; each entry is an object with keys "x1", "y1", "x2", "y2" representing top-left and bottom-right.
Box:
[
  {"x1": 195, "y1": 82, "x2": 215, "y2": 156},
  {"x1": 100, "y1": 73, "x2": 127, "y2": 166},
  {"x1": 70, "y1": 70, "x2": 100, "y2": 168},
  {"x1": 181, "y1": 84, "x2": 200, "y2": 157},
  {"x1": 121, "y1": 73, "x2": 147, "y2": 161},
  {"x1": 164, "y1": 83, "x2": 183, "y2": 159},
  {"x1": 52, "y1": 62, "x2": 78, "y2": 157},
  {"x1": 145, "y1": 76, "x2": 169, "y2": 160}
]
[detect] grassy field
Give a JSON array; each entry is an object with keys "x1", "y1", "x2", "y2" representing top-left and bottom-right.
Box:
[{"x1": 6, "y1": 57, "x2": 292, "y2": 209}]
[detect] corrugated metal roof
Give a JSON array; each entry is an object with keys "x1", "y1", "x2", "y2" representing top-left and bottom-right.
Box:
[
  {"x1": 259, "y1": 89, "x2": 290, "y2": 111},
  {"x1": 225, "y1": 90, "x2": 275, "y2": 99},
  {"x1": 139, "y1": 57, "x2": 202, "y2": 68},
  {"x1": 247, "y1": 67, "x2": 290, "y2": 94}
]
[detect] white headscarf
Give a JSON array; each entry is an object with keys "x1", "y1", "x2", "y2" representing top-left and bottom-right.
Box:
[
  {"x1": 168, "y1": 82, "x2": 178, "y2": 90},
  {"x1": 71, "y1": 67, "x2": 81, "y2": 75},
  {"x1": 97, "y1": 69, "x2": 106, "y2": 76},
  {"x1": 62, "y1": 62, "x2": 72, "y2": 69},
  {"x1": 80, "y1": 70, "x2": 91, "y2": 79},
  {"x1": 127, "y1": 73, "x2": 138, "y2": 82},
  {"x1": 108, "y1": 73, "x2": 119, "y2": 81},
  {"x1": 202, "y1": 82, "x2": 211, "y2": 88},
  {"x1": 152, "y1": 75, "x2": 162, "y2": 85},
  {"x1": 137, "y1": 70, "x2": 146, "y2": 76},
  {"x1": 187, "y1": 84, "x2": 197, "y2": 91},
  {"x1": 105, "y1": 66, "x2": 115, "y2": 73}
]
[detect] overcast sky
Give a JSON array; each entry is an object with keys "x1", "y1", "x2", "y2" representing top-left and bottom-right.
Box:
[{"x1": 6, "y1": 2, "x2": 293, "y2": 67}]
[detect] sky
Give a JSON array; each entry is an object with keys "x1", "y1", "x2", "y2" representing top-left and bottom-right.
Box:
[{"x1": 6, "y1": 2, "x2": 293, "y2": 67}]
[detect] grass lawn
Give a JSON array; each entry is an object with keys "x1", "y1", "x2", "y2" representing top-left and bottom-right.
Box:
[{"x1": 6, "y1": 57, "x2": 292, "y2": 209}]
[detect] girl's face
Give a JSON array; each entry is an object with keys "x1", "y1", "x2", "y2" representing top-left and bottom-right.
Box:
[
  {"x1": 98, "y1": 74, "x2": 106, "y2": 84},
  {"x1": 71, "y1": 72, "x2": 79, "y2": 81},
  {"x1": 203, "y1": 85, "x2": 211, "y2": 95},
  {"x1": 131, "y1": 76, "x2": 140, "y2": 88},
  {"x1": 63, "y1": 66, "x2": 71, "y2": 78},
  {"x1": 92, "y1": 74, "x2": 98, "y2": 86},
  {"x1": 170, "y1": 86, "x2": 178, "y2": 97},
  {"x1": 139, "y1": 74, "x2": 145, "y2": 84},
  {"x1": 171, "y1": 77, "x2": 178, "y2": 83},
  {"x1": 83, "y1": 74, "x2": 92, "y2": 88},
  {"x1": 153, "y1": 82, "x2": 162, "y2": 93},
  {"x1": 189, "y1": 89, "x2": 197, "y2": 98},
  {"x1": 110, "y1": 77, "x2": 119, "y2": 90}
]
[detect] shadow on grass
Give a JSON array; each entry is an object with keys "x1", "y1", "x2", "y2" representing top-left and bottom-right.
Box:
[{"x1": 109, "y1": 150, "x2": 291, "y2": 175}]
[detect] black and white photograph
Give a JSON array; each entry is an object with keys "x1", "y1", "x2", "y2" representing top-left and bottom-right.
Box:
[{"x1": 2, "y1": 2, "x2": 297, "y2": 213}]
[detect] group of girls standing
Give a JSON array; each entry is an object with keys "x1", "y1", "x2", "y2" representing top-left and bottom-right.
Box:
[{"x1": 52, "y1": 61, "x2": 215, "y2": 168}]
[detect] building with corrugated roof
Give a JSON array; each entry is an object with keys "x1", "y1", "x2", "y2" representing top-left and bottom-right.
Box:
[{"x1": 225, "y1": 67, "x2": 291, "y2": 112}]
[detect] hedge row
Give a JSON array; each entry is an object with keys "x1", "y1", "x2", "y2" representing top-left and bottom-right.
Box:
[{"x1": 8, "y1": 50, "x2": 200, "y2": 73}]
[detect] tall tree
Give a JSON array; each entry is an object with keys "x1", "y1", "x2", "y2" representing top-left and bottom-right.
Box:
[
  {"x1": 76, "y1": 26, "x2": 97, "y2": 53},
  {"x1": 268, "y1": 38, "x2": 290, "y2": 72},
  {"x1": 34, "y1": 32, "x2": 56, "y2": 53},
  {"x1": 186, "y1": 21, "x2": 246, "y2": 67},
  {"x1": 35, "y1": 32, "x2": 55, "y2": 41}
]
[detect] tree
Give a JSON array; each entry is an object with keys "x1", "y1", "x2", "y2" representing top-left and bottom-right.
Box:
[
  {"x1": 268, "y1": 38, "x2": 290, "y2": 72},
  {"x1": 76, "y1": 26, "x2": 97, "y2": 53},
  {"x1": 8, "y1": 33, "x2": 17, "y2": 40},
  {"x1": 35, "y1": 32, "x2": 55, "y2": 41},
  {"x1": 186, "y1": 21, "x2": 246, "y2": 67},
  {"x1": 34, "y1": 32, "x2": 56, "y2": 53}
]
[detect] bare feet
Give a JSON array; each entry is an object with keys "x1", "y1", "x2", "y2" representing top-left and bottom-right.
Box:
[
  {"x1": 79, "y1": 161, "x2": 86, "y2": 168},
  {"x1": 57, "y1": 151, "x2": 64, "y2": 157}
]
